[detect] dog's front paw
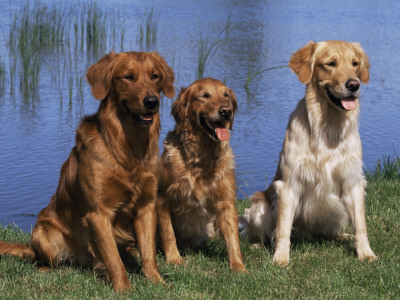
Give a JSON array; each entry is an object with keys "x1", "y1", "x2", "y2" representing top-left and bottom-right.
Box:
[
  {"x1": 335, "y1": 233, "x2": 354, "y2": 241},
  {"x1": 358, "y1": 250, "x2": 378, "y2": 262},
  {"x1": 356, "y1": 240, "x2": 378, "y2": 262},
  {"x1": 166, "y1": 255, "x2": 186, "y2": 267},
  {"x1": 230, "y1": 261, "x2": 248, "y2": 273},
  {"x1": 113, "y1": 278, "x2": 133, "y2": 293},
  {"x1": 142, "y1": 267, "x2": 164, "y2": 284},
  {"x1": 272, "y1": 249, "x2": 290, "y2": 267},
  {"x1": 273, "y1": 239, "x2": 290, "y2": 267}
]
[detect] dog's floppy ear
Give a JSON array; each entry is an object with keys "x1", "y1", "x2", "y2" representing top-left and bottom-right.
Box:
[
  {"x1": 151, "y1": 52, "x2": 175, "y2": 99},
  {"x1": 171, "y1": 87, "x2": 189, "y2": 124},
  {"x1": 86, "y1": 51, "x2": 116, "y2": 100},
  {"x1": 352, "y1": 42, "x2": 370, "y2": 84},
  {"x1": 229, "y1": 88, "x2": 238, "y2": 130},
  {"x1": 289, "y1": 41, "x2": 317, "y2": 84}
]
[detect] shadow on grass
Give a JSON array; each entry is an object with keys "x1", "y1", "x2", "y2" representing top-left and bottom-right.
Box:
[
  {"x1": 238, "y1": 232, "x2": 358, "y2": 261},
  {"x1": 289, "y1": 233, "x2": 357, "y2": 258}
]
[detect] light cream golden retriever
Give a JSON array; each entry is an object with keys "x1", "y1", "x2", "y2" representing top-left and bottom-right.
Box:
[
  {"x1": 157, "y1": 77, "x2": 247, "y2": 272},
  {"x1": 241, "y1": 40, "x2": 377, "y2": 266}
]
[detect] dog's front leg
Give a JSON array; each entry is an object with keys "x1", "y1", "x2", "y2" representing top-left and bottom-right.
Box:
[
  {"x1": 343, "y1": 182, "x2": 377, "y2": 262},
  {"x1": 84, "y1": 211, "x2": 132, "y2": 292},
  {"x1": 216, "y1": 175, "x2": 247, "y2": 273},
  {"x1": 157, "y1": 196, "x2": 185, "y2": 265},
  {"x1": 273, "y1": 182, "x2": 299, "y2": 267},
  {"x1": 217, "y1": 201, "x2": 247, "y2": 272},
  {"x1": 134, "y1": 201, "x2": 163, "y2": 282},
  {"x1": 134, "y1": 177, "x2": 163, "y2": 283}
]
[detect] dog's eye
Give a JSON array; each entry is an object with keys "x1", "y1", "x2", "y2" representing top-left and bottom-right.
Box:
[
  {"x1": 327, "y1": 61, "x2": 336, "y2": 67},
  {"x1": 201, "y1": 92, "x2": 210, "y2": 99},
  {"x1": 224, "y1": 92, "x2": 229, "y2": 97},
  {"x1": 352, "y1": 61, "x2": 359, "y2": 67},
  {"x1": 124, "y1": 75, "x2": 134, "y2": 81},
  {"x1": 151, "y1": 73, "x2": 159, "y2": 80}
]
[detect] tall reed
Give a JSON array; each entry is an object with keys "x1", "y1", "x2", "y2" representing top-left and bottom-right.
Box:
[
  {"x1": 138, "y1": 8, "x2": 158, "y2": 50},
  {"x1": 196, "y1": 17, "x2": 231, "y2": 79},
  {"x1": 0, "y1": 55, "x2": 5, "y2": 94},
  {"x1": 244, "y1": 65, "x2": 287, "y2": 92},
  {"x1": 5, "y1": 0, "x2": 128, "y2": 102},
  {"x1": 83, "y1": 1, "x2": 107, "y2": 56},
  {"x1": 7, "y1": 1, "x2": 69, "y2": 96}
]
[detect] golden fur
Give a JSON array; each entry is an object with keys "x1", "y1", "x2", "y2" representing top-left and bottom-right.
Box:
[
  {"x1": 0, "y1": 51, "x2": 175, "y2": 292},
  {"x1": 241, "y1": 41, "x2": 377, "y2": 266},
  {"x1": 156, "y1": 78, "x2": 246, "y2": 272}
]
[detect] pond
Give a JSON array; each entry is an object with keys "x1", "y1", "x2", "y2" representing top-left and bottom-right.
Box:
[{"x1": 0, "y1": 0, "x2": 399, "y2": 232}]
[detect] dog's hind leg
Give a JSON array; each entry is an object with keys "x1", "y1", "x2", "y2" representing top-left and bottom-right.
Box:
[
  {"x1": 30, "y1": 218, "x2": 70, "y2": 267},
  {"x1": 0, "y1": 216, "x2": 68, "y2": 266}
]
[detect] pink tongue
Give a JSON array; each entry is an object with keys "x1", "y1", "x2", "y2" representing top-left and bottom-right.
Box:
[
  {"x1": 141, "y1": 113, "x2": 153, "y2": 121},
  {"x1": 215, "y1": 128, "x2": 230, "y2": 141},
  {"x1": 341, "y1": 98, "x2": 356, "y2": 110}
]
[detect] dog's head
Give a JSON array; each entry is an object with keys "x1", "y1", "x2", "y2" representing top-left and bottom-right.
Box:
[
  {"x1": 289, "y1": 40, "x2": 369, "y2": 112},
  {"x1": 86, "y1": 51, "x2": 175, "y2": 127},
  {"x1": 172, "y1": 77, "x2": 237, "y2": 142}
]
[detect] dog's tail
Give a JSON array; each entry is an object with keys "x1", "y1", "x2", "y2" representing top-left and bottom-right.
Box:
[
  {"x1": 239, "y1": 190, "x2": 274, "y2": 243},
  {"x1": 238, "y1": 208, "x2": 251, "y2": 237},
  {"x1": 0, "y1": 241, "x2": 36, "y2": 262}
]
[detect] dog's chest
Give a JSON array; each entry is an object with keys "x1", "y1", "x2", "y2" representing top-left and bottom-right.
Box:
[
  {"x1": 294, "y1": 141, "x2": 363, "y2": 189},
  {"x1": 184, "y1": 170, "x2": 219, "y2": 207},
  {"x1": 104, "y1": 162, "x2": 156, "y2": 204},
  {"x1": 167, "y1": 164, "x2": 226, "y2": 214}
]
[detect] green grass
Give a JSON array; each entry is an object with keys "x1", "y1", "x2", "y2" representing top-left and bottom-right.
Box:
[
  {"x1": 1, "y1": 159, "x2": 399, "y2": 299},
  {"x1": 366, "y1": 155, "x2": 400, "y2": 181}
]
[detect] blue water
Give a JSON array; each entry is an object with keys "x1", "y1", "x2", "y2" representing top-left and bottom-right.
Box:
[{"x1": 0, "y1": 0, "x2": 399, "y2": 232}]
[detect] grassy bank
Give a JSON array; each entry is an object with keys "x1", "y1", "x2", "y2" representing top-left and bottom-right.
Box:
[{"x1": 0, "y1": 159, "x2": 399, "y2": 299}]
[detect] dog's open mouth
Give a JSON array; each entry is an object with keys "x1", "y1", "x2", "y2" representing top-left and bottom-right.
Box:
[
  {"x1": 123, "y1": 101, "x2": 154, "y2": 126},
  {"x1": 326, "y1": 89, "x2": 357, "y2": 111},
  {"x1": 199, "y1": 115, "x2": 230, "y2": 141}
]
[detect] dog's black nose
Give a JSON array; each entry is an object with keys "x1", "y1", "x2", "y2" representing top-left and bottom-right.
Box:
[
  {"x1": 345, "y1": 79, "x2": 360, "y2": 92},
  {"x1": 143, "y1": 96, "x2": 159, "y2": 109},
  {"x1": 219, "y1": 106, "x2": 232, "y2": 119}
]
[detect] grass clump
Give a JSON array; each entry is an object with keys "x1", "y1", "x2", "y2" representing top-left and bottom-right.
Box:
[
  {"x1": 366, "y1": 155, "x2": 400, "y2": 181},
  {"x1": 0, "y1": 157, "x2": 399, "y2": 298}
]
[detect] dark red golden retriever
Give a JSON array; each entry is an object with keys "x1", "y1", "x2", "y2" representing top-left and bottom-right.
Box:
[
  {"x1": 157, "y1": 78, "x2": 246, "y2": 272},
  {"x1": 0, "y1": 51, "x2": 175, "y2": 292}
]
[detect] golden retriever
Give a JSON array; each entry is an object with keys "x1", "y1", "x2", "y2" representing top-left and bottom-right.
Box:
[
  {"x1": 0, "y1": 51, "x2": 175, "y2": 292},
  {"x1": 156, "y1": 77, "x2": 246, "y2": 272},
  {"x1": 241, "y1": 41, "x2": 377, "y2": 266}
]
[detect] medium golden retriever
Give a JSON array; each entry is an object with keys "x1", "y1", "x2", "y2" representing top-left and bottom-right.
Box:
[
  {"x1": 241, "y1": 40, "x2": 377, "y2": 266},
  {"x1": 0, "y1": 51, "x2": 175, "y2": 292},
  {"x1": 156, "y1": 77, "x2": 246, "y2": 272}
]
